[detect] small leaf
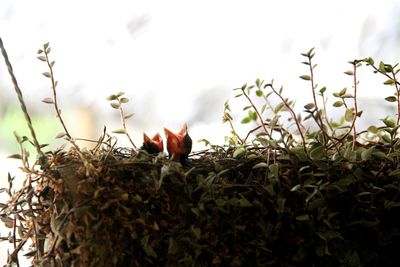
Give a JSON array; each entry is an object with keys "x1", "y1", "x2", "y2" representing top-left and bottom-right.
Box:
[
  {"x1": 106, "y1": 94, "x2": 118, "y2": 101},
  {"x1": 112, "y1": 129, "x2": 127, "y2": 134},
  {"x1": 384, "y1": 79, "x2": 395, "y2": 85},
  {"x1": 37, "y1": 56, "x2": 47, "y2": 62},
  {"x1": 385, "y1": 96, "x2": 397, "y2": 102},
  {"x1": 299, "y1": 75, "x2": 311, "y2": 81},
  {"x1": 296, "y1": 214, "x2": 310, "y2": 221},
  {"x1": 388, "y1": 169, "x2": 400, "y2": 176},
  {"x1": 304, "y1": 103, "x2": 315, "y2": 110},
  {"x1": 124, "y1": 112, "x2": 134, "y2": 119},
  {"x1": 233, "y1": 147, "x2": 246, "y2": 158},
  {"x1": 215, "y1": 199, "x2": 226, "y2": 206},
  {"x1": 367, "y1": 126, "x2": 378, "y2": 134},
  {"x1": 110, "y1": 102, "x2": 120, "y2": 109},
  {"x1": 344, "y1": 70, "x2": 354, "y2": 76},
  {"x1": 345, "y1": 109, "x2": 354, "y2": 122},
  {"x1": 55, "y1": 132, "x2": 67, "y2": 139},
  {"x1": 339, "y1": 87, "x2": 347, "y2": 96},
  {"x1": 290, "y1": 184, "x2": 301, "y2": 192},
  {"x1": 8, "y1": 154, "x2": 22, "y2": 160},
  {"x1": 382, "y1": 118, "x2": 396, "y2": 128},
  {"x1": 361, "y1": 146, "x2": 374, "y2": 161},
  {"x1": 43, "y1": 42, "x2": 50, "y2": 49},
  {"x1": 239, "y1": 197, "x2": 252, "y2": 207},
  {"x1": 42, "y1": 72, "x2": 51, "y2": 78},
  {"x1": 42, "y1": 97, "x2": 54, "y2": 104},
  {"x1": 274, "y1": 102, "x2": 285, "y2": 113},
  {"x1": 333, "y1": 101, "x2": 343, "y2": 107},
  {"x1": 252, "y1": 162, "x2": 268, "y2": 169},
  {"x1": 309, "y1": 144, "x2": 324, "y2": 160},
  {"x1": 379, "y1": 61, "x2": 386, "y2": 73},
  {"x1": 241, "y1": 117, "x2": 251, "y2": 124},
  {"x1": 319, "y1": 87, "x2": 327, "y2": 94},
  {"x1": 256, "y1": 90, "x2": 263, "y2": 97},
  {"x1": 120, "y1": 97, "x2": 129, "y2": 103}
]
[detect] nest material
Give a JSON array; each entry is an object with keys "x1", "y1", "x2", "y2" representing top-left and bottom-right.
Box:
[
  {"x1": 32, "y1": 147, "x2": 282, "y2": 267},
  {"x1": 2, "y1": 144, "x2": 400, "y2": 267}
]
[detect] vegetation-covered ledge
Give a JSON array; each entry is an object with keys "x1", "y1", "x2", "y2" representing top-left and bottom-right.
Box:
[{"x1": 1, "y1": 39, "x2": 399, "y2": 266}]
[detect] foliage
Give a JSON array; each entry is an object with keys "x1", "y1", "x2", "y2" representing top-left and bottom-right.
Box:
[{"x1": 0, "y1": 40, "x2": 400, "y2": 266}]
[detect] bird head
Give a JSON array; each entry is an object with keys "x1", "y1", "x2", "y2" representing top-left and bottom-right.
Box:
[
  {"x1": 164, "y1": 123, "x2": 192, "y2": 161},
  {"x1": 142, "y1": 132, "x2": 164, "y2": 154}
]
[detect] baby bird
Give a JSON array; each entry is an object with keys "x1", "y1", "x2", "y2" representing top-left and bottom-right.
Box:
[
  {"x1": 142, "y1": 133, "x2": 164, "y2": 154},
  {"x1": 164, "y1": 123, "x2": 192, "y2": 162}
]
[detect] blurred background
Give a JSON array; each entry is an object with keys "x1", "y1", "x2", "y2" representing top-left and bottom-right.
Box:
[{"x1": 1, "y1": 0, "x2": 400, "y2": 263}]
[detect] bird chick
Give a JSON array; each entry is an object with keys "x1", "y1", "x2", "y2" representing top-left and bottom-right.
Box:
[
  {"x1": 142, "y1": 133, "x2": 164, "y2": 154},
  {"x1": 164, "y1": 123, "x2": 192, "y2": 162}
]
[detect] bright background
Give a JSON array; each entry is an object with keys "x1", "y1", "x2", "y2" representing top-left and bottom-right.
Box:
[{"x1": 1, "y1": 0, "x2": 400, "y2": 264}]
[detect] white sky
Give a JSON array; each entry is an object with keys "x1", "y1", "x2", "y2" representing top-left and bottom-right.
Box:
[{"x1": 1, "y1": 0, "x2": 399, "y2": 150}]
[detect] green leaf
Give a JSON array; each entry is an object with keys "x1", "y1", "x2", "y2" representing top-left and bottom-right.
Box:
[
  {"x1": 367, "y1": 126, "x2": 378, "y2": 134},
  {"x1": 106, "y1": 94, "x2": 118, "y2": 100},
  {"x1": 319, "y1": 87, "x2": 327, "y2": 94},
  {"x1": 255, "y1": 89, "x2": 263, "y2": 97},
  {"x1": 339, "y1": 87, "x2": 347, "y2": 96},
  {"x1": 120, "y1": 97, "x2": 129, "y2": 103},
  {"x1": 7, "y1": 154, "x2": 22, "y2": 160},
  {"x1": 191, "y1": 226, "x2": 201, "y2": 239},
  {"x1": 269, "y1": 163, "x2": 279, "y2": 180},
  {"x1": 41, "y1": 97, "x2": 54, "y2": 104},
  {"x1": 140, "y1": 236, "x2": 157, "y2": 258},
  {"x1": 124, "y1": 112, "x2": 135, "y2": 120},
  {"x1": 112, "y1": 129, "x2": 127, "y2": 134},
  {"x1": 42, "y1": 72, "x2": 51, "y2": 78},
  {"x1": 382, "y1": 118, "x2": 396, "y2": 128},
  {"x1": 290, "y1": 184, "x2": 301, "y2": 192},
  {"x1": 274, "y1": 102, "x2": 285, "y2": 113},
  {"x1": 168, "y1": 237, "x2": 179, "y2": 255},
  {"x1": 344, "y1": 70, "x2": 354, "y2": 76},
  {"x1": 304, "y1": 103, "x2": 315, "y2": 110},
  {"x1": 55, "y1": 132, "x2": 67, "y2": 139},
  {"x1": 249, "y1": 111, "x2": 257, "y2": 121},
  {"x1": 110, "y1": 102, "x2": 120, "y2": 109},
  {"x1": 379, "y1": 61, "x2": 386, "y2": 72},
  {"x1": 309, "y1": 143, "x2": 324, "y2": 160},
  {"x1": 241, "y1": 117, "x2": 251, "y2": 124},
  {"x1": 239, "y1": 197, "x2": 252, "y2": 207},
  {"x1": 215, "y1": 199, "x2": 226, "y2": 206},
  {"x1": 385, "y1": 96, "x2": 397, "y2": 102},
  {"x1": 333, "y1": 101, "x2": 343, "y2": 107},
  {"x1": 37, "y1": 56, "x2": 47, "y2": 62},
  {"x1": 345, "y1": 109, "x2": 354, "y2": 122},
  {"x1": 233, "y1": 147, "x2": 246, "y2": 158},
  {"x1": 361, "y1": 146, "x2": 374, "y2": 161},
  {"x1": 252, "y1": 162, "x2": 268, "y2": 169},
  {"x1": 299, "y1": 75, "x2": 311, "y2": 81},
  {"x1": 388, "y1": 169, "x2": 400, "y2": 176},
  {"x1": 384, "y1": 79, "x2": 395, "y2": 85},
  {"x1": 296, "y1": 214, "x2": 310, "y2": 221}
]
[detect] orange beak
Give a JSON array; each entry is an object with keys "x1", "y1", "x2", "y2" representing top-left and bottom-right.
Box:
[
  {"x1": 164, "y1": 123, "x2": 192, "y2": 162},
  {"x1": 142, "y1": 132, "x2": 164, "y2": 154}
]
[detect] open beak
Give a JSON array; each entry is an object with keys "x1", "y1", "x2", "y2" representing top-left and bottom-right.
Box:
[
  {"x1": 164, "y1": 123, "x2": 192, "y2": 162},
  {"x1": 142, "y1": 132, "x2": 164, "y2": 154}
]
